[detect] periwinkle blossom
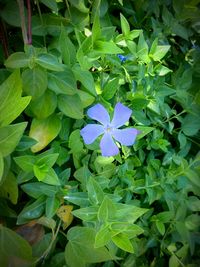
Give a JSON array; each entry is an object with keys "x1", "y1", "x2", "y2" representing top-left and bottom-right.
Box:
[
  {"x1": 117, "y1": 54, "x2": 128, "y2": 63},
  {"x1": 80, "y1": 103, "x2": 139, "y2": 157}
]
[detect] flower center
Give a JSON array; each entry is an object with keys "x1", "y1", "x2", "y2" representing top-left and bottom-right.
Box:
[{"x1": 105, "y1": 124, "x2": 113, "y2": 133}]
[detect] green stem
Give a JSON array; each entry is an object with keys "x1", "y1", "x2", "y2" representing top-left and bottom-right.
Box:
[{"x1": 17, "y1": 0, "x2": 28, "y2": 44}]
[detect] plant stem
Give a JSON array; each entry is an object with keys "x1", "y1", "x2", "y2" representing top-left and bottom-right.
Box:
[
  {"x1": 17, "y1": 0, "x2": 28, "y2": 44},
  {"x1": 27, "y1": 0, "x2": 32, "y2": 44}
]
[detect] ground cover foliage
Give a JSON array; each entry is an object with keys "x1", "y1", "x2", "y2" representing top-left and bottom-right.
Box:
[{"x1": 0, "y1": 0, "x2": 200, "y2": 266}]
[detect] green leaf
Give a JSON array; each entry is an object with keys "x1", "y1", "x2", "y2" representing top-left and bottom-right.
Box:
[
  {"x1": 0, "y1": 225, "x2": 33, "y2": 267},
  {"x1": 185, "y1": 169, "x2": 200, "y2": 187},
  {"x1": 37, "y1": 152, "x2": 59, "y2": 168},
  {"x1": 17, "y1": 196, "x2": 46, "y2": 224},
  {"x1": 98, "y1": 196, "x2": 116, "y2": 222},
  {"x1": 29, "y1": 114, "x2": 61, "y2": 153},
  {"x1": 37, "y1": 216, "x2": 56, "y2": 231},
  {"x1": 72, "y1": 65, "x2": 97, "y2": 96},
  {"x1": 120, "y1": 13, "x2": 130, "y2": 36},
  {"x1": 45, "y1": 196, "x2": 60, "y2": 218},
  {"x1": 14, "y1": 155, "x2": 36, "y2": 172},
  {"x1": 42, "y1": 168, "x2": 61, "y2": 185},
  {"x1": 0, "y1": 122, "x2": 27, "y2": 157},
  {"x1": 137, "y1": 32, "x2": 150, "y2": 63},
  {"x1": 22, "y1": 67, "x2": 47, "y2": 99},
  {"x1": 29, "y1": 89, "x2": 57, "y2": 119},
  {"x1": 36, "y1": 53, "x2": 65, "y2": 71},
  {"x1": 102, "y1": 77, "x2": 119, "y2": 100},
  {"x1": 4, "y1": 52, "x2": 29, "y2": 68},
  {"x1": 58, "y1": 94, "x2": 83, "y2": 119},
  {"x1": 94, "y1": 40, "x2": 123, "y2": 54},
  {"x1": 0, "y1": 70, "x2": 31, "y2": 126},
  {"x1": 156, "y1": 221, "x2": 165, "y2": 235},
  {"x1": 182, "y1": 113, "x2": 200, "y2": 136},
  {"x1": 87, "y1": 177, "x2": 104, "y2": 205},
  {"x1": 0, "y1": 0, "x2": 21, "y2": 27},
  {"x1": 95, "y1": 225, "x2": 111, "y2": 248},
  {"x1": 77, "y1": 90, "x2": 95, "y2": 108},
  {"x1": 40, "y1": 0, "x2": 58, "y2": 12},
  {"x1": 72, "y1": 206, "x2": 98, "y2": 221},
  {"x1": 151, "y1": 45, "x2": 170, "y2": 61},
  {"x1": 115, "y1": 203, "x2": 148, "y2": 223},
  {"x1": 112, "y1": 233, "x2": 134, "y2": 253},
  {"x1": 59, "y1": 24, "x2": 76, "y2": 66},
  {"x1": 0, "y1": 171, "x2": 18, "y2": 204},
  {"x1": 65, "y1": 226, "x2": 118, "y2": 267},
  {"x1": 48, "y1": 70, "x2": 77, "y2": 95},
  {"x1": 65, "y1": 192, "x2": 90, "y2": 207},
  {"x1": 134, "y1": 126, "x2": 154, "y2": 140},
  {"x1": 21, "y1": 182, "x2": 58, "y2": 198}
]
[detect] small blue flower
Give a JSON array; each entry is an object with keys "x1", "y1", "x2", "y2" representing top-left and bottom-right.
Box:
[
  {"x1": 117, "y1": 54, "x2": 127, "y2": 63},
  {"x1": 80, "y1": 103, "x2": 139, "y2": 157}
]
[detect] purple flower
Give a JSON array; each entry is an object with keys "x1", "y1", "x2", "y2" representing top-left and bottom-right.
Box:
[
  {"x1": 80, "y1": 103, "x2": 139, "y2": 157},
  {"x1": 117, "y1": 54, "x2": 127, "y2": 63}
]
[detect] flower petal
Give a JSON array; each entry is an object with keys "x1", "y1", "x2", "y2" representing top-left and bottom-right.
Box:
[
  {"x1": 80, "y1": 124, "x2": 104, "y2": 144},
  {"x1": 100, "y1": 132, "x2": 119, "y2": 157},
  {"x1": 111, "y1": 103, "x2": 132, "y2": 128},
  {"x1": 87, "y1": 104, "x2": 110, "y2": 125},
  {"x1": 112, "y1": 128, "x2": 139, "y2": 146}
]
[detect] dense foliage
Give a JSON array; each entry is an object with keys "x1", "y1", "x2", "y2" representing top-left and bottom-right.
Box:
[{"x1": 0, "y1": 0, "x2": 200, "y2": 266}]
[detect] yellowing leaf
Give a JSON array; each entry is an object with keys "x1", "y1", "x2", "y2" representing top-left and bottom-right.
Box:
[
  {"x1": 57, "y1": 205, "x2": 73, "y2": 229},
  {"x1": 29, "y1": 114, "x2": 61, "y2": 153}
]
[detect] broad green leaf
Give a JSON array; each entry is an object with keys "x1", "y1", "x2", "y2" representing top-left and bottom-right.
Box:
[
  {"x1": 77, "y1": 90, "x2": 95, "y2": 108},
  {"x1": 112, "y1": 233, "x2": 134, "y2": 253},
  {"x1": 92, "y1": 13, "x2": 101, "y2": 43},
  {"x1": 15, "y1": 135, "x2": 37, "y2": 151},
  {"x1": 0, "y1": 225, "x2": 32, "y2": 267},
  {"x1": 72, "y1": 65, "x2": 96, "y2": 96},
  {"x1": 14, "y1": 155, "x2": 36, "y2": 172},
  {"x1": 65, "y1": 192, "x2": 90, "y2": 207},
  {"x1": 115, "y1": 203, "x2": 148, "y2": 223},
  {"x1": 102, "y1": 77, "x2": 119, "y2": 100},
  {"x1": 68, "y1": 130, "x2": 84, "y2": 153},
  {"x1": 134, "y1": 126, "x2": 154, "y2": 140},
  {"x1": 95, "y1": 225, "x2": 111, "y2": 248},
  {"x1": 137, "y1": 32, "x2": 150, "y2": 63},
  {"x1": 156, "y1": 221, "x2": 165, "y2": 235},
  {"x1": 0, "y1": 122, "x2": 27, "y2": 157},
  {"x1": 33, "y1": 164, "x2": 49, "y2": 181},
  {"x1": 36, "y1": 152, "x2": 59, "y2": 168},
  {"x1": 58, "y1": 94, "x2": 83, "y2": 119},
  {"x1": 68, "y1": 0, "x2": 89, "y2": 13},
  {"x1": 182, "y1": 113, "x2": 200, "y2": 136},
  {"x1": 185, "y1": 169, "x2": 200, "y2": 187},
  {"x1": 22, "y1": 67, "x2": 47, "y2": 99},
  {"x1": 45, "y1": 196, "x2": 60, "y2": 218},
  {"x1": 120, "y1": 13, "x2": 130, "y2": 36},
  {"x1": 36, "y1": 53, "x2": 65, "y2": 71},
  {"x1": 29, "y1": 89, "x2": 57, "y2": 119},
  {"x1": 87, "y1": 177, "x2": 104, "y2": 205},
  {"x1": 59, "y1": 25, "x2": 76, "y2": 66},
  {"x1": 0, "y1": 0, "x2": 21, "y2": 27},
  {"x1": 72, "y1": 206, "x2": 98, "y2": 221},
  {"x1": 21, "y1": 182, "x2": 58, "y2": 198},
  {"x1": 17, "y1": 196, "x2": 46, "y2": 224},
  {"x1": 65, "y1": 226, "x2": 118, "y2": 267},
  {"x1": 0, "y1": 171, "x2": 18, "y2": 204},
  {"x1": 151, "y1": 45, "x2": 170, "y2": 61},
  {"x1": 0, "y1": 70, "x2": 31, "y2": 126},
  {"x1": 29, "y1": 114, "x2": 61, "y2": 152},
  {"x1": 94, "y1": 40, "x2": 123, "y2": 54},
  {"x1": 4, "y1": 52, "x2": 29, "y2": 68},
  {"x1": 155, "y1": 64, "x2": 172, "y2": 76},
  {"x1": 41, "y1": 168, "x2": 61, "y2": 185},
  {"x1": 98, "y1": 196, "x2": 116, "y2": 222},
  {"x1": 40, "y1": 0, "x2": 58, "y2": 12},
  {"x1": 48, "y1": 70, "x2": 77, "y2": 95},
  {"x1": 111, "y1": 222, "x2": 144, "y2": 238},
  {"x1": 37, "y1": 216, "x2": 56, "y2": 231}
]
